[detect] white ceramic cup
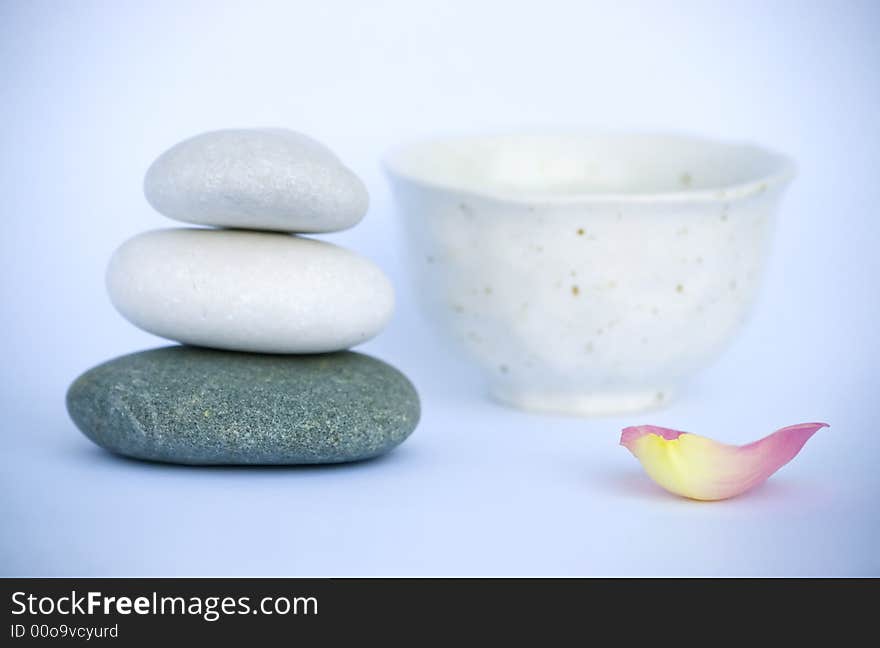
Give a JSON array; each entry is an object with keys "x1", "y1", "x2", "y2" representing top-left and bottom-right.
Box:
[{"x1": 385, "y1": 133, "x2": 795, "y2": 416}]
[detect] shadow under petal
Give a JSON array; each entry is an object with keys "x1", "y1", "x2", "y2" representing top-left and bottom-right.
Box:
[
  {"x1": 592, "y1": 466, "x2": 822, "y2": 505},
  {"x1": 591, "y1": 469, "x2": 677, "y2": 502}
]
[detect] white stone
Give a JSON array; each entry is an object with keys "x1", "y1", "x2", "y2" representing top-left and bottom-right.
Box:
[
  {"x1": 144, "y1": 129, "x2": 369, "y2": 233},
  {"x1": 107, "y1": 229, "x2": 394, "y2": 353}
]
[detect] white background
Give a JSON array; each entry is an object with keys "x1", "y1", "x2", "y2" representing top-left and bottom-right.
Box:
[{"x1": 2, "y1": 0, "x2": 878, "y2": 575}]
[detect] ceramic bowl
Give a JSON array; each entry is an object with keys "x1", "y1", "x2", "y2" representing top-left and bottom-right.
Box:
[{"x1": 384, "y1": 133, "x2": 795, "y2": 415}]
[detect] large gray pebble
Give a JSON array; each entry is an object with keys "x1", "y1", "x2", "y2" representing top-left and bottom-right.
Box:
[
  {"x1": 67, "y1": 346, "x2": 420, "y2": 465},
  {"x1": 144, "y1": 129, "x2": 369, "y2": 233}
]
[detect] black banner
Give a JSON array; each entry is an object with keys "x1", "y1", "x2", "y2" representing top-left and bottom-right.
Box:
[{"x1": 0, "y1": 578, "x2": 871, "y2": 643}]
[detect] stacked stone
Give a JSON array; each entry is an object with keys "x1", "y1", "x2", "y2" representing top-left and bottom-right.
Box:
[{"x1": 67, "y1": 129, "x2": 419, "y2": 465}]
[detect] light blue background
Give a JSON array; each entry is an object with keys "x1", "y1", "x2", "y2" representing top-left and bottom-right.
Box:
[{"x1": 1, "y1": 0, "x2": 878, "y2": 576}]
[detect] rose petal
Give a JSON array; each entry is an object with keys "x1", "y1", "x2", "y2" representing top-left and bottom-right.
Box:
[{"x1": 619, "y1": 422, "x2": 829, "y2": 501}]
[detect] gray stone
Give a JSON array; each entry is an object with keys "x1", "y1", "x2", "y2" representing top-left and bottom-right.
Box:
[{"x1": 66, "y1": 346, "x2": 420, "y2": 465}]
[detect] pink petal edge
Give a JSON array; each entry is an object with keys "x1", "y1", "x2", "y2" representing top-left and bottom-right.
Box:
[
  {"x1": 619, "y1": 425, "x2": 685, "y2": 448},
  {"x1": 620, "y1": 422, "x2": 829, "y2": 453},
  {"x1": 740, "y1": 422, "x2": 829, "y2": 450},
  {"x1": 737, "y1": 422, "x2": 830, "y2": 470}
]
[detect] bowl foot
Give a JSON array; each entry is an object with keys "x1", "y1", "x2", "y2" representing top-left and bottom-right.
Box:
[{"x1": 489, "y1": 384, "x2": 673, "y2": 417}]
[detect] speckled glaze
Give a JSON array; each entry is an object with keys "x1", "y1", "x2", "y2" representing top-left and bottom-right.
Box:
[
  {"x1": 385, "y1": 134, "x2": 795, "y2": 415},
  {"x1": 66, "y1": 346, "x2": 420, "y2": 465}
]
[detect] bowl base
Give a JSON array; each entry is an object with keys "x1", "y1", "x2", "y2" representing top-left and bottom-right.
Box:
[{"x1": 489, "y1": 384, "x2": 673, "y2": 417}]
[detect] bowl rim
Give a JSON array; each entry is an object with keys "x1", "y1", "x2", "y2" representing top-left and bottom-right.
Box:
[{"x1": 383, "y1": 131, "x2": 796, "y2": 205}]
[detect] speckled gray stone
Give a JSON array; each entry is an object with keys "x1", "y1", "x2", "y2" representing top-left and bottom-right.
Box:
[{"x1": 66, "y1": 346, "x2": 420, "y2": 465}]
